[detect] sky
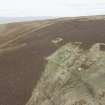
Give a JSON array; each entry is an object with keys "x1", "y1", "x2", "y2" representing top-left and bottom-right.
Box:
[{"x1": 0, "y1": 0, "x2": 105, "y2": 17}]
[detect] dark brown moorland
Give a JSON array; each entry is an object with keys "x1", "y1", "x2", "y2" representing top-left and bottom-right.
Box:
[{"x1": 0, "y1": 16, "x2": 105, "y2": 105}]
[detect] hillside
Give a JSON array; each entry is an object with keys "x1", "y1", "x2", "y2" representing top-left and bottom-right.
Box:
[{"x1": 0, "y1": 15, "x2": 105, "y2": 105}]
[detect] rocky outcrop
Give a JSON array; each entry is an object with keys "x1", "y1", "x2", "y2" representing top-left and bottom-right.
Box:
[{"x1": 26, "y1": 42, "x2": 105, "y2": 105}]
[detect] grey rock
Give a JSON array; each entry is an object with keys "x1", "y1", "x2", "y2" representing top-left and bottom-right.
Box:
[{"x1": 26, "y1": 42, "x2": 105, "y2": 105}]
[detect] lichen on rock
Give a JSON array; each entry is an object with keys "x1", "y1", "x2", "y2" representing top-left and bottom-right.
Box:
[{"x1": 26, "y1": 42, "x2": 105, "y2": 105}]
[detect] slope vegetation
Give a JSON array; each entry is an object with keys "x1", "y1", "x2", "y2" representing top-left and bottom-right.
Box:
[{"x1": 0, "y1": 16, "x2": 105, "y2": 105}]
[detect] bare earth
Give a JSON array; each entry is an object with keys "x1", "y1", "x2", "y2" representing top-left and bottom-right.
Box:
[{"x1": 0, "y1": 15, "x2": 105, "y2": 105}]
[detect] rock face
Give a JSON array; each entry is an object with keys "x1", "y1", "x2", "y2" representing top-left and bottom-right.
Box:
[{"x1": 26, "y1": 42, "x2": 105, "y2": 105}]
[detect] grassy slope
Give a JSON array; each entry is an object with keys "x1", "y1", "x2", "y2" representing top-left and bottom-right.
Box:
[{"x1": 0, "y1": 15, "x2": 105, "y2": 105}]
